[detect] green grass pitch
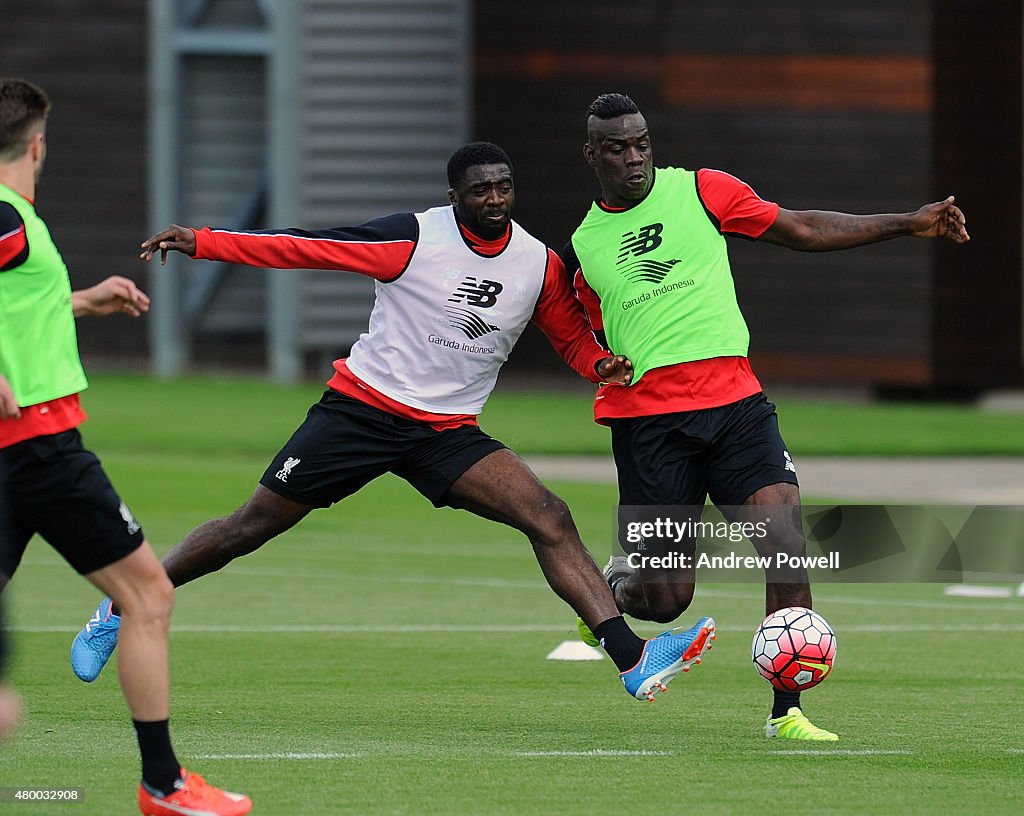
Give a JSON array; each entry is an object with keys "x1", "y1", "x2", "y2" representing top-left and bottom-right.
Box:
[{"x1": 3, "y1": 375, "x2": 1023, "y2": 814}]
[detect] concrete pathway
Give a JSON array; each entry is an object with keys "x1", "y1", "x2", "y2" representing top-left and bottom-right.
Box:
[{"x1": 525, "y1": 456, "x2": 1024, "y2": 504}]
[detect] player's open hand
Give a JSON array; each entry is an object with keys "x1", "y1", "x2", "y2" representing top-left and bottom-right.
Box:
[
  {"x1": 72, "y1": 275, "x2": 151, "y2": 318},
  {"x1": 913, "y1": 196, "x2": 970, "y2": 243},
  {"x1": 140, "y1": 225, "x2": 197, "y2": 264},
  {"x1": 0, "y1": 682, "x2": 22, "y2": 742},
  {"x1": 0, "y1": 374, "x2": 20, "y2": 420},
  {"x1": 597, "y1": 354, "x2": 633, "y2": 385}
]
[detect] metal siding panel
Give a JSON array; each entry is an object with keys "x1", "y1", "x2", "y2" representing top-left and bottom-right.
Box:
[
  {"x1": 180, "y1": 55, "x2": 269, "y2": 334},
  {"x1": 291, "y1": 0, "x2": 470, "y2": 353},
  {"x1": 188, "y1": 0, "x2": 268, "y2": 28},
  {"x1": 181, "y1": 56, "x2": 266, "y2": 225}
]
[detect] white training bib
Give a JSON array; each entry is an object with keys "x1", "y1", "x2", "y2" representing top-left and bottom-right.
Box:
[{"x1": 347, "y1": 206, "x2": 548, "y2": 414}]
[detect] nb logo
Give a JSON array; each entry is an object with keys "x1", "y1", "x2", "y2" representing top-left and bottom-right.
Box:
[
  {"x1": 443, "y1": 276, "x2": 503, "y2": 339},
  {"x1": 618, "y1": 223, "x2": 664, "y2": 263},
  {"x1": 448, "y1": 277, "x2": 504, "y2": 308}
]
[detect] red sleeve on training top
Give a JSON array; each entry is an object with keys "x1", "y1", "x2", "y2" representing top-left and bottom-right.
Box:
[
  {"x1": 531, "y1": 248, "x2": 607, "y2": 383},
  {"x1": 572, "y1": 269, "x2": 604, "y2": 333},
  {"x1": 0, "y1": 203, "x2": 28, "y2": 271},
  {"x1": 192, "y1": 212, "x2": 419, "y2": 282},
  {"x1": 696, "y1": 168, "x2": 780, "y2": 239},
  {"x1": 560, "y1": 239, "x2": 606, "y2": 336}
]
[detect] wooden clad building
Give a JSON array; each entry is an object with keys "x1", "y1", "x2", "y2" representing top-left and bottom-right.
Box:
[
  {"x1": 2, "y1": 1, "x2": 1021, "y2": 393},
  {"x1": 474, "y1": 0, "x2": 1024, "y2": 393}
]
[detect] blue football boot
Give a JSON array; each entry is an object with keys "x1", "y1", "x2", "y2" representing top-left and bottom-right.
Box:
[
  {"x1": 70, "y1": 597, "x2": 120, "y2": 682},
  {"x1": 620, "y1": 617, "x2": 716, "y2": 701}
]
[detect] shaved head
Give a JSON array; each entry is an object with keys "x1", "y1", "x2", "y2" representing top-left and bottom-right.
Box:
[{"x1": 586, "y1": 93, "x2": 641, "y2": 145}]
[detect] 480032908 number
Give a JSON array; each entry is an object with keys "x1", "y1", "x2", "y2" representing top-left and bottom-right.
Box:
[{"x1": 0, "y1": 788, "x2": 83, "y2": 802}]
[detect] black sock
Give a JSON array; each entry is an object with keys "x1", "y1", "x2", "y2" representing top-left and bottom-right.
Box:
[
  {"x1": 133, "y1": 719, "x2": 181, "y2": 795},
  {"x1": 772, "y1": 689, "x2": 801, "y2": 719},
  {"x1": 593, "y1": 616, "x2": 645, "y2": 672}
]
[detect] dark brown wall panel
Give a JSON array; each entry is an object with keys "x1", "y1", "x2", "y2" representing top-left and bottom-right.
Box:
[
  {"x1": 0, "y1": 1, "x2": 148, "y2": 364},
  {"x1": 932, "y1": 0, "x2": 1023, "y2": 391},
  {"x1": 475, "y1": 0, "x2": 949, "y2": 389}
]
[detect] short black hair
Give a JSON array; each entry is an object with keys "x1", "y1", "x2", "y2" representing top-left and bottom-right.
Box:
[
  {"x1": 447, "y1": 142, "x2": 513, "y2": 187},
  {"x1": 0, "y1": 78, "x2": 50, "y2": 162},
  {"x1": 587, "y1": 93, "x2": 640, "y2": 120}
]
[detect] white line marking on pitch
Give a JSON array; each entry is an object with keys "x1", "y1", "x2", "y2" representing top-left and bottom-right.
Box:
[
  {"x1": 14, "y1": 559, "x2": 546, "y2": 590},
  {"x1": 14, "y1": 622, "x2": 1024, "y2": 635},
  {"x1": 170, "y1": 623, "x2": 572, "y2": 634},
  {"x1": 195, "y1": 752, "x2": 360, "y2": 760},
  {"x1": 701, "y1": 587, "x2": 1024, "y2": 611},
  {"x1": 11, "y1": 623, "x2": 574, "y2": 634},
  {"x1": 944, "y1": 585, "x2": 1014, "y2": 598},
  {"x1": 825, "y1": 623, "x2": 1024, "y2": 633},
  {"x1": 515, "y1": 750, "x2": 673, "y2": 757},
  {"x1": 1007, "y1": 748, "x2": 1024, "y2": 754},
  {"x1": 16, "y1": 558, "x2": 1024, "y2": 609},
  {"x1": 193, "y1": 749, "x2": 670, "y2": 760},
  {"x1": 228, "y1": 565, "x2": 546, "y2": 590},
  {"x1": 775, "y1": 749, "x2": 913, "y2": 756}
]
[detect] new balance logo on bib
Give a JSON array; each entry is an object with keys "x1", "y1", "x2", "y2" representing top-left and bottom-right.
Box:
[
  {"x1": 618, "y1": 223, "x2": 664, "y2": 261},
  {"x1": 448, "y1": 277, "x2": 503, "y2": 307}
]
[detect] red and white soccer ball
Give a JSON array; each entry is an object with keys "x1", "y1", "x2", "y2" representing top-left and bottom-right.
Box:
[{"x1": 751, "y1": 606, "x2": 837, "y2": 692}]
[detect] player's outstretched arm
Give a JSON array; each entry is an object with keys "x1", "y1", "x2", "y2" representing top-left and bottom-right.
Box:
[
  {"x1": 761, "y1": 196, "x2": 969, "y2": 251},
  {"x1": 72, "y1": 275, "x2": 151, "y2": 318},
  {"x1": 139, "y1": 215, "x2": 417, "y2": 277},
  {"x1": 140, "y1": 224, "x2": 197, "y2": 265},
  {"x1": 596, "y1": 354, "x2": 633, "y2": 385}
]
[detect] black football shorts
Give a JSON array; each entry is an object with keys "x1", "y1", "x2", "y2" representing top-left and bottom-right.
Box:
[
  {"x1": 0, "y1": 429, "x2": 144, "y2": 578},
  {"x1": 259, "y1": 389, "x2": 506, "y2": 508},
  {"x1": 609, "y1": 391, "x2": 799, "y2": 509}
]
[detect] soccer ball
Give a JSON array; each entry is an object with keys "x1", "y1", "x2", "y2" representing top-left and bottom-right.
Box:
[{"x1": 751, "y1": 606, "x2": 836, "y2": 692}]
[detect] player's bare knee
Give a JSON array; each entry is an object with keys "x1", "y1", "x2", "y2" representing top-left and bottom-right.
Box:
[
  {"x1": 768, "y1": 529, "x2": 807, "y2": 561},
  {"x1": 211, "y1": 511, "x2": 269, "y2": 559},
  {"x1": 640, "y1": 582, "x2": 694, "y2": 623},
  {"x1": 113, "y1": 562, "x2": 174, "y2": 624},
  {"x1": 227, "y1": 497, "x2": 293, "y2": 554},
  {"x1": 646, "y1": 597, "x2": 691, "y2": 624},
  {"x1": 151, "y1": 570, "x2": 175, "y2": 615},
  {"x1": 527, "y1": 494, "x2": 577, "y2": 541}
]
